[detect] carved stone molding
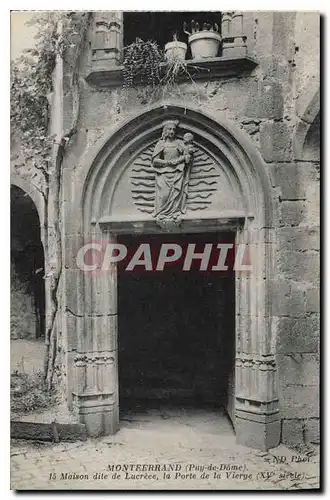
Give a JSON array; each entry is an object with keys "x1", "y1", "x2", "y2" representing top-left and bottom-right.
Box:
[
  {"x1": 73, "y1": 351, "x2": 116, "y2": 396},
  {"x1": 66, "y1": 104, "x2": 279, "y2": 448},
  {"x1": 236, "y1": 354, "x2": 277, "y2": 369},
  {"x1": 130, "y1": 123, "x2": 220, "y2": 226},
  {"x1": 221, "y1": 11, "x2": 247, "y2": 58},
  {"x1": 86, "y1": 56, "x2": 257, "y2": 88},
  {"x1": 91, "y1": 12, "x2": 123, "y2": 70}
]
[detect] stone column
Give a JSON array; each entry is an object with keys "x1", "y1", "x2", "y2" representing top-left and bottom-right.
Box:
[
  {"x1": 221, "y1": 11, "x2": 247, "y2": 58},
  {"x1": 92, "y1": 12, "x2": 123, "y2": 71},
  {"x1": 234, "y1": 223, "x2": 280, "y2": 450},
  {"x1": 72, "y1": 227, "x2": 119, "y2": 437}
]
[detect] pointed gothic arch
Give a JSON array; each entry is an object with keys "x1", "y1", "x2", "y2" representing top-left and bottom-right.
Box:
[{"x1": 64, "y1": 104, "x2": 280, "y2": 449}]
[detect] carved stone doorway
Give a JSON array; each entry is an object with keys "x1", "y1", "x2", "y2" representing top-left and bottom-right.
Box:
[
  {"x1": 69, "y1": 104, "x2": 280, "y2": 450},
  {"x1": 117, "y1": 232, "x2": 236, "y2": 425}
]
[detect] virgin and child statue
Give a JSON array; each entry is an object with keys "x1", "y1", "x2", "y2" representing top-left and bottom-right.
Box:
[{"x1": 151, "y1": 120, "x2": 194, "y2": 222}]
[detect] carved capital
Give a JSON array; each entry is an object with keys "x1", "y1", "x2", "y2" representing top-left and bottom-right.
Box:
[{"x1": 235, "y1": 354, "x2": 279, "y2": 409}]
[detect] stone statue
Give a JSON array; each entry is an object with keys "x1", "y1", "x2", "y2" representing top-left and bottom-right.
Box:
[{"x1": 151, "y1": 121, "x2": 194, "y2": 223}]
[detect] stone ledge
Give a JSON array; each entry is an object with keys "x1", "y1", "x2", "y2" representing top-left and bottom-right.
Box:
[
  {"x1": 11, "y1": 421, "x2": 87, "y2": 442},
  {"x1": 85, "y1": 56, "x2": 258, "y2": 88},
  {"x1": 98, "y1": 214, "x2": 246, "y2": 234}
]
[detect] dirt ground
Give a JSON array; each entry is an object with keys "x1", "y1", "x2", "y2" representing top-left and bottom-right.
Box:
[
  {"x1": 11, "y1": 407, "x2": 320, "y2": 491},
  {"x1": 11, "y1": 339, "x2": 44, "y2": 375}
]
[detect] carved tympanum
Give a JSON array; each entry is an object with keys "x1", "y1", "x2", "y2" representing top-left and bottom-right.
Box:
[{"x1": 130, "y1": 121, "x2": 219, "y2": 226}]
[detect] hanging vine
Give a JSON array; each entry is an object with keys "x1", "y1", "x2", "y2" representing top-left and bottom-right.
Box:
[{"x1": 122, "y1": 37, "x2": 207, "y2": 106}]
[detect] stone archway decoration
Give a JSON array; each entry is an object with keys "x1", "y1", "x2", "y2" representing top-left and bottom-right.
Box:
[
  {"x1": 64, "y1": 104, "x2": 280, "y2": 450},
  {"x1": 10, "y1": 173, "x2": 45, "y2": 240},
  {"x1": 130, "y1": 121, "x2": 221, "y2": 230}
]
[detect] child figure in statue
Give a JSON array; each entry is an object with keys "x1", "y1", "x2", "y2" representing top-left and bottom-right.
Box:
[{"x1": 152, "y1": 122, "x2": 194, "y2": 220}]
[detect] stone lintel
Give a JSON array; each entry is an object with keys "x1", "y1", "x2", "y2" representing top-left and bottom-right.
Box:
[{"x1": 98, "y1": 214, "x2": 246, "y2": 234}]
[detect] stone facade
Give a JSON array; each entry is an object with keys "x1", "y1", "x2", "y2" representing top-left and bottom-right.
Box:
[{"x1": 11, "y1": 11, "x2": 320, "y2": 449}]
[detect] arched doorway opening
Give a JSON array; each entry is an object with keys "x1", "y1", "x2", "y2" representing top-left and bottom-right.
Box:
[
  {"x1": 67, "y1": 103, "x2": 279, "y2": 449},
  {"x1": 11, "y1": 185, "x2": 45, "y2": 341},
  {"x1": 117, "y1": 231, "x2": 236, "y2": 433}
]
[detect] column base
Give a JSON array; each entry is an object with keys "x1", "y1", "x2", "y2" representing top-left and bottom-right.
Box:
[
  {"x1": 235, "y1": 409, "x2": 281, "y2": 450},
  {"x1": 73, "y1": 392, "x2": 119, "y2": 437}
]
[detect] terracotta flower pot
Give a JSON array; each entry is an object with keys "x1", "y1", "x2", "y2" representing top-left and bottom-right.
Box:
[
  {"x1": 188, "y1": 31, "x2": 222, "y2": 59},
  {"x1": 165, "y1": 41, "x2": 187, "y2": 61}
]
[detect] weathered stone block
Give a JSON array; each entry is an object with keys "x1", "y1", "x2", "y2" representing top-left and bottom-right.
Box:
[
  {"x1": 212, "y1": 78, "x2": 257, "y2": 120},
  {"x1": 277, "y1": 353, "x2": 319, "y2": 386},
  {"x1": 62, "y1": 269, "x2": 85, "y2": 316},
  {"x1": 282, "y1": 419, "x2": 304, "y2": 446},
  {"x1": 85, "y1": 314, "x2": 118, "y2": 351},
  {"x1": 259, "y1": 78, "x2": 284, "y2": 120},
  {"x1": 277, "y1": 251, "x2": 319, "y2": 282},
  {"x1": 305, "y1": 183, "x2": 320, "y2": 225},
  {"x1": 279, "y1": 200, "x2": 306, "y2": 226},
  {"x1": 280, "y1": 385, "x2": 319, "y2": 419},
  {"x1": 304, "y1": 418, "x2": 320, "y2": 444},
  {"x1": 80, "y1": 88, "x2": 114, "y2": 129},
  {"x1": 240, "y1": 118, "x2": 260, "y2": 136},
  {"x1": 269, "y1": 162, "x2": 319, "y2": 200},
  {"x1": 63, "y1": 311, "x2": 80, "y2": 351},
  {"x1": 270, "y1": 279, "x2": 306, "y2": 316},
  {"x1": 276, "y1": 315, "x2": 320, "y2": 353},
  {"x1": 277, "y1": 227, "x2": 320, "y2": 253},
  {"x1": 236, "y1": 412, "x2": 281, "y2": 451},
  {"x1": 260, "y1": 121, "x2": 293, "y2": 162},
  {"x1": 62, "y1": 128, "x2": 90, "y2": 171},
  {"x1": 244, "y1": 77, "x2": 284, "y2": 120},
  {"x1": 305, "y1": 287, "x2": 320, "y2": 313}
]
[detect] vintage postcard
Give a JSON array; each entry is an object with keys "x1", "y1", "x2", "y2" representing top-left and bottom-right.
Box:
[{"x1": 10, "y1": 10, "x2": 320, "y2": 490}]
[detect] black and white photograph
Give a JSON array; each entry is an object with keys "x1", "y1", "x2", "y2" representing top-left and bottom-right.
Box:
[{"x1": 9, "y1": 8, "x2": 320, "y2": 491}]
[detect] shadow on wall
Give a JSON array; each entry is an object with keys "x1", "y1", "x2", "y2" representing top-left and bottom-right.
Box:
[{"x1": 303, "y1": 112, "x2": 320, "y2": 161}]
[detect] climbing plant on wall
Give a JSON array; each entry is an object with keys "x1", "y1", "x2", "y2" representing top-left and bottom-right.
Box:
[
  {"x1": 11, "y1": 11, "x2": 92, "y2": 389},
  {"x1": 11, "y1": 12, "x2": 76, "y2": 172}
]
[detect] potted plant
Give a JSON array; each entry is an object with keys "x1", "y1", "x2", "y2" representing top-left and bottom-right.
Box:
[
  {"x1": 183, "y1": 20, "x2": 222, "y2": 59},
  {"x1": 165, "y1": 33, "x2": 187, "y2": 62}
]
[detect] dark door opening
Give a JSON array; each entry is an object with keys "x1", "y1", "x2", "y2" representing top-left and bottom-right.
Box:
[
  {"x1": 11, "y1": 185, "x2": 45, "y2": 340},
  {"x1": 117, "y1": 232, "x2": 235, "y2": 418}
]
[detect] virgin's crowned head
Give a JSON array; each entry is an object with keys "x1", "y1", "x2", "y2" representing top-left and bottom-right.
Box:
[{"x1": 162, "y1": 120, "x2": 179, "y2": 140}]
